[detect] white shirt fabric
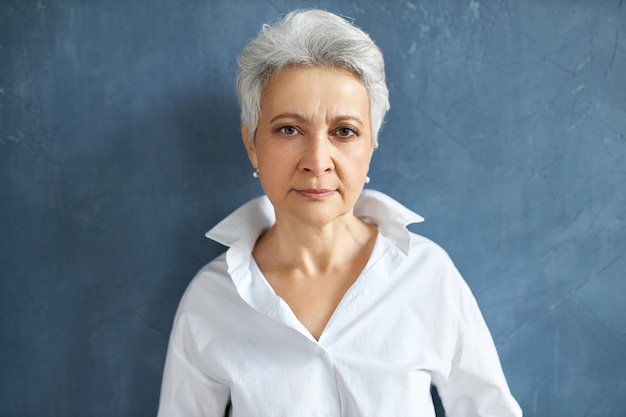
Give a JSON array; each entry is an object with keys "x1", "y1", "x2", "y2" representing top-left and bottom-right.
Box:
[{"x1": 157, "y1": 189, "x2": 522, "y2": 417}]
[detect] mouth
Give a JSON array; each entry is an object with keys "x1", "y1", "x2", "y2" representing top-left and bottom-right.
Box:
[{"x1": 296, "y1": 188, "x2": 336, "y2": 200}]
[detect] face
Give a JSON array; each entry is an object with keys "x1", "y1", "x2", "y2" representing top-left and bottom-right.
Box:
[{"x1": 242, "y1": 66, "x2": 374, "y2": 228}]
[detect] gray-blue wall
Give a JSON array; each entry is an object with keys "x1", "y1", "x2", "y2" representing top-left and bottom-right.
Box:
[{"x1": 2, "y1": 0, "x2": 625, "y2": 416}]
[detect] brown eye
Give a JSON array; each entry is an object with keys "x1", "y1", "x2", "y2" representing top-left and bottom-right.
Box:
[
  {"x1": 336, "y1": 127, "x2": 357, "y2": 138},
  {"x1": 279, "y1": 126, "x2": 298, "y2": 135}
]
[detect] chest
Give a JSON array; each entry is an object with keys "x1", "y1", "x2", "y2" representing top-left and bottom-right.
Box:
[
  {"x1": 204, "y1": 272, "x2": 447, "y2": 417},
  {"x1": 266, "y1": 263, "x2": 362, "y2": 341}
]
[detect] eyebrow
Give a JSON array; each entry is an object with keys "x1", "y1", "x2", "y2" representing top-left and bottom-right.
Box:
[
  {"x1": 269, "y1": 112, "x2": 365, "y2": 126},
  {"x1": 269, "y1": 113, "x2": 307, "y2": 124}
]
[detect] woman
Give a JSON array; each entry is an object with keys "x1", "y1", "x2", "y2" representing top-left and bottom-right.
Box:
[{"x1": 158, "y1": 9, "x2": 522, "y2": 417}]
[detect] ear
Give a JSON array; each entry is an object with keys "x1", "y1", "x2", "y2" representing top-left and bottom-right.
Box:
[{"x1": 241, "y1": 123, "x2": 258, "y2": 168}]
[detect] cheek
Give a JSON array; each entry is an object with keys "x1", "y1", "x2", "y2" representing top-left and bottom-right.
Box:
[
  {"x1": 257, "y1": 152, "x2": 292, "y2": 187},
  {"x1": 259, "y1": 151, "x2": 290, "y2": 172},
  {"x1": 354, "y1": 149, "x2": 374, "y2": 171},
  {"x1": 256, "y1": 144, "x2": 279, "y2": 166}
]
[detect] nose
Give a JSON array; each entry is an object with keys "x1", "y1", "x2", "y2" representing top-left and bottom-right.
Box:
[{"x1": 299, "y1": 131, "x2": 335, "y2": 176}]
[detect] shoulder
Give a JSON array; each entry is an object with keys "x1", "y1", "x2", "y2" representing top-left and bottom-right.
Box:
[
  {"x1": 397, "y1": 231, "x2": 477, "y2": 310},
  {"x1": 405, "y1": 231, "x2": 457, "y2": 271},
  {"x1": 174, "y1": 252, "x2": 240, "y2": 321},
  {"x1": 167, "y1": 250, "x2": 256, "y2": 354}
]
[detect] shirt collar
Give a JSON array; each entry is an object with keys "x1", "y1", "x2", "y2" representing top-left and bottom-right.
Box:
[{"x1": 205, "y1": 189, "x2": 424, "y2": 255}]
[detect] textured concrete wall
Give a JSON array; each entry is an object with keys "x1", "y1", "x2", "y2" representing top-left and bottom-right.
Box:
[{"x1": 1, "y1": 1, "x2": 625, "y2": 415}]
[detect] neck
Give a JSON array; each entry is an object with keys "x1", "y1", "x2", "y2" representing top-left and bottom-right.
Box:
[{"x1": 254, "y1": 212, "x2": 376, "y2": 276}]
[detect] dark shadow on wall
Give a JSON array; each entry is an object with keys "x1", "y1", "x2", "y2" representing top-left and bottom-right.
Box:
[
  {"x1": 85, "y1": 90, "x2": 259, "y2": 414},
  {"x1": 1, "y1": 80, "x2": 257, "y2": 414}
]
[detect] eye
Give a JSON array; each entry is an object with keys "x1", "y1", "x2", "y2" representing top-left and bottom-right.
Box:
[
  {"x1": 279, "y1": 126, "x2": 299, "y2": 136},
  {"x1": 335, "y1": 127, "x2": 357, "y2": 138}
]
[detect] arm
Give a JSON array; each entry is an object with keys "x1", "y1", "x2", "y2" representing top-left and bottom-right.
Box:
[
  {"x1": 157, "y1": 313, "x2": 230, "y2": 417},
  {"x1": 432, "y1": 269, "x2": 522, "y2": 417}
]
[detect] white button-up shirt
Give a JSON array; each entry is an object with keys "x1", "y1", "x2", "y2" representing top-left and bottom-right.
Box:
[{"x1": 158, "y1": 190, "x2": 522, "y2": 417}]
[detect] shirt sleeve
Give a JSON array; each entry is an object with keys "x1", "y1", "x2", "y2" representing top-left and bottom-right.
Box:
[
  {"x1": 431, "y1": 267, "x2": 523, "y2": 417},
  {"x1": 157, "y1": 312, "x2": 230, "y2": 417}
]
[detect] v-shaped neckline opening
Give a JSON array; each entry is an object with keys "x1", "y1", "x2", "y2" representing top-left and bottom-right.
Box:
[{"x1": 247, "y1": 233, "x2": 389, "y2": 343}]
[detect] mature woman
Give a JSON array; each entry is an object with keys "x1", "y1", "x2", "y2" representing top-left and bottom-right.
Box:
[{"x1": 158, "y1": 9, "x2": 522, "y2": 417}]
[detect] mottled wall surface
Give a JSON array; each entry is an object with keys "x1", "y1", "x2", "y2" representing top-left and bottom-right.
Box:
[{"x1": 1, "y1": 0, "x2": 625, "y2": 416}]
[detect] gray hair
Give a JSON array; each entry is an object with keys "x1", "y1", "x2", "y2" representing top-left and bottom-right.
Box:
[{"x1": 236, "y1": 9, "x2": 390, "y2": 147}]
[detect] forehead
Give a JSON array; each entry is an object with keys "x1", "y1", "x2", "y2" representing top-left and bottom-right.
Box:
[{"x1": 259, "y1": 66, "x2": 371, "y2": 119}]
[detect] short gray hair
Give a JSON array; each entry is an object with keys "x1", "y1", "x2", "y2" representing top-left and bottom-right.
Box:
[{"x1": 236, "y1": 9, "x2": 390, "y2": 147}]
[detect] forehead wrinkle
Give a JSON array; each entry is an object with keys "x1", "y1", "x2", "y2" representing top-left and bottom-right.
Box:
[{"x1": 260, "y1": 67, "x2": 370, "y2": 128}]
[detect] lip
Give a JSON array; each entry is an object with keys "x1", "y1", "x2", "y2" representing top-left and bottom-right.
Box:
[{"x1": 296, "y1": 188, "x2": 336, "y2": 200}]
